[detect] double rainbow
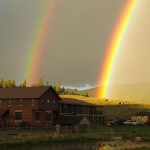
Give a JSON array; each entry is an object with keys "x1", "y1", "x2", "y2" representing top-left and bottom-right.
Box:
[{"x1": 96, "y1": 0, "x2": 139, "y2": 98}]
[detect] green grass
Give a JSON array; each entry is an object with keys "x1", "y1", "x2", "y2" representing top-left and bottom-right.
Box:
[
  {"x1": 125, "y1": 148, "x2": 150, "y2": 150},
  {"x1": 90, "y1": 126, "x2": 150, "y2": 132},
  {"x1": 89, "y1": 125, "x2": 150, "y2": 141},
  {"x1": 1, "y1": 126, "x2": 150, "y2": 149}
]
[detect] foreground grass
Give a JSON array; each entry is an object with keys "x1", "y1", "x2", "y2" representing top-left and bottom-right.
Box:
[
  {"x1": 90, "y1": 125, "x2": 150, "y2": 141},
  {"x1": 125, "y1": 148, "x2": 150, "y2": 150},
  {"x1": 0, "y1": 134, "x2": 101, "y2": 150},
  {"x1": 1, "y1": 126, "x2": 150, "y2": 145},
  {"x1": 1, "y1": 126, "x2": 150, "y2": 149}
]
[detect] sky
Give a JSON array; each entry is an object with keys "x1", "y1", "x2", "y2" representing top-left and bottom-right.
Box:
[{"x1": 0, "y1": 0, "x2": 150, "y2": 89}]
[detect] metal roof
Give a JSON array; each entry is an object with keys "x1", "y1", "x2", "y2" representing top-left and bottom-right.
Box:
[{"x1": 60, "y1": 98, "x2": 97, "y2": 106}]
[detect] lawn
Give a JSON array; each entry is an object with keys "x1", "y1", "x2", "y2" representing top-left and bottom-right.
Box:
[{"x1": 89, "y1": 125, "x2": 150, "y2": 141}]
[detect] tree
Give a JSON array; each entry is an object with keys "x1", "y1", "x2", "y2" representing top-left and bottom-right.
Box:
[
  {"x1": 72, "y1": 88, "x2": 77, "y2": 95},
  {"x1": 84, "y1": 90, "x2": 88, "y2": 97},
  {"x1": 31, "y1": 84, "x2": 36, "y2": 87},
  {"x1": 37, "y1": 78, "x2": 43, "y2": 86},
  {"x1": 0, "y1": 78, "x2": 4, "y2": 87},
  {"x1": 53, "y1": 85, "x2": 56, "y2": 91},
  {"x1": 66, "y1": 88, "x2": 70, "y2": 95},
  {"x1": 7, "y1": 80, "x2": 11, "y2": 87},
  {"x1": 59, "y1": 86, "x2": 65, "y2": 94},
  {"x1": 11, "y1": 79, "x2": 16, "y2": 87},
  {"x1": 56, "y1": 82, "x2": 60, "y2": 94},
  {"x1": 62, "y1": 86, "x2": 65, "y2": 94},
  {"x1": 2, "y1": 81, "x2": 7, "y2": 88},
  {"x1": 21, "y1": 79, "x2": 27, "y2": 87}
]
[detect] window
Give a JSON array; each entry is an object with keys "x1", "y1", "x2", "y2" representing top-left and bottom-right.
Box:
[
  {"x1": 53, "y1": 100, "x2": 57, "y2": 106},
  {"x1": 78, "y1": 106, "x2": 83, "y2": 114},
  {"x1": 61, "y1": 104, "x2": 67, "y2": 113},
  {"x1": 89, "y1": 107, "x2": 93, "y2": 114},
  {"x1": 47, "y1": 99, "x2": 51, "y2": 106},
  {"x1": 41, "y1": 99, "x2": 44, "y2": 105},
  {"x1": 84, "y1": 106, "x2": 88, "y2": 114},
  {"x1": 30, "y1": 99, "x2": 35, "y2": 106},
  {"x1": 67, "y1": 105, "x2": 72, "y2": 113},
  {"x1": 35, "y1": 112, "x2": 40, "y2": 121},
  {"x1": 8, "y1": 99, "x2": 12, "y2": 106},
  {"x1": 45, "y1": 111, "x2": 51, "y2": 121},
  {"x1": 73, "y1": 105, "x2": 77, "y2": 113},
  {"x1": 18, "y1": 99, "x2": 23, "y2": 106},
  {"x1": 0, "y1": 100, "x2": 2, "y2": 106},
  {"x1": 15, "y1": 112, "x2": 22, "y2": 120}
]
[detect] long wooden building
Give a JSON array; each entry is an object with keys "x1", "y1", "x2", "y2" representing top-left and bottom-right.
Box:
[{"x1": 59, "y1": 98, "x2": 104, "y2": 125}]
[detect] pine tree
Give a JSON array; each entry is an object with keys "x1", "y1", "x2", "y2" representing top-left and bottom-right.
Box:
[
  {"x1": 24, "y1": 79, "x2": 27, "y2": 87},
  {"x1": 11, "y1": 79, "x2": 16, "y2": 87},
  {"x1": 2, "y1": 81, "x2": 7, "y2": 88},
  {"x1": 53, "y1": 86, "x2": 56, "y2": 91},
  {"x1": 21, "y1": 79, "x2": 27, "y2": 87},
  {"x1": 7, "y1": 80, "x2": 11, "y2": 87},
  {"x1": 62, "y1": 86, "x2": 65, "y2": 94},
  {"x1": 72, "y1": 88, "x2": 77, "y2": 95},
  {"x1": 66, "y1": 88, "x2": 70, "y2": 95},
  {"x1": 37, "y1": 78, "x2": 43, "y2": 86},
  {"x1": 31, "y1": 84, "x2": 36, "y2": 87},
  {"x1": 84, "y1": 90, "x2": 88, "y2": 97},
  {"x1": 0, "y1": 78, "x2": 4, "y2": 87},
  {"x1": 56, "y1": 82, "x2": 60, "y2": 94}
]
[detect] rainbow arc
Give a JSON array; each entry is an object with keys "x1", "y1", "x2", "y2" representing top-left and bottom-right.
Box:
[
  {"x1": 23, "y1": 0, "x2": 58, "y2": 85},
  {"x1": 97, "y1": 0, "x2": 139, "y2": 98}
]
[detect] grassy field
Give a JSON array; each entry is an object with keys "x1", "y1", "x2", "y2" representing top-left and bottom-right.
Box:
[
  {"x1": 89, "y1": 125, "x2": 150, "y2": 141},
  {"x1": 60, "y1": 95, "x2": 150, "y2": 120},
  {"x1": 1, "y1": 126, "x2": 150, "y2": 150},
  {"x1": 126, "y1": 148, "x2": 150, "y2": 150}
]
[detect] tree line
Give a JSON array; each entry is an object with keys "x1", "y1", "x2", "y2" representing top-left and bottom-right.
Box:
[
  {"x1": 0, "y1": 78, "x2": 43, "y2": 88},
  {"x1": 54, "y1": 82, "x2": 89, "y2": 97},
  {"x1": 0, "y1": 78, "x2": 89, "y2": 97}
]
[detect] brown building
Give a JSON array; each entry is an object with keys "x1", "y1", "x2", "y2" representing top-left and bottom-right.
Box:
[
  {"x1": 0, "y1": 86, "x2": 61, "y2": 127},
  {"x1": 59, "y1": 98, "x2": 104, "y2": 125},
  {"x1": 56, "y1": 116, "x2": 90, "y2": 134},
  {"x1": 131, "y1": 112, "x2": 150, "y2": 122}
]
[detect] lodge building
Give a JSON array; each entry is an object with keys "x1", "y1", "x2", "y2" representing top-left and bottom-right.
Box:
[
  {"x1": 59, "y1": 98, "x2": 103, "y2": 125},
  {"x1": 0, "y1": 86, "x2": 103, "y2": 127},
  {"x1": 0, "y1": 86, "x2": 60, "y2": 126}
]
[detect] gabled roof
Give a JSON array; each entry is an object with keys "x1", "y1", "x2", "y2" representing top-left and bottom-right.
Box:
[
  {"x1": 60, "y1": 98, "x2": 97, "y2": 106},
  {"x1": 0, "y1": 86, "x2": 61, "y2": 99},
  {"x1": 132, "y1": 112, "x2": 150, "y2": 116}
]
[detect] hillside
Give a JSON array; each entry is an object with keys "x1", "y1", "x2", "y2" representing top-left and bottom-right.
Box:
[
  {"x1": 60, "y1": 95, "x2": 150, "y2": 121},
  {"x1": 78, "y1": 83, "x2": 150, "y2": 104}
]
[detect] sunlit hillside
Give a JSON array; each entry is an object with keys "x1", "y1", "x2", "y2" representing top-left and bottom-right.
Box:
[
  {"x1": 60, "y1": 95, "x2": 150, "y2": 121},
  {"x1": 78, "y1": 83, "x2": 150, "y2": 104},
  {"x1": 60, "y1": 95, "x2": 141, "y2": 105}
]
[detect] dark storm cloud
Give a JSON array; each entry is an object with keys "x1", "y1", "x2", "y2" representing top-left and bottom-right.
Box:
[{"x1": 0, "y1": 0, "x2": 129, "y2": 87}]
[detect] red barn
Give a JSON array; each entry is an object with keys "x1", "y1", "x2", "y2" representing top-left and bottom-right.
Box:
[{"x1": 0, "y1": 86, "x2": 61, "y2": 127}]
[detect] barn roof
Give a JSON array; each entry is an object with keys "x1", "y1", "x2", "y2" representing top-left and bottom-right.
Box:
[
  {"x1": 56, "y1": 116, "x2": 84, "y2": 125},
  {"x1": 132, "y1": 112, "x2": 150, "y2": 116},
  {"x1": 60, "y1": 98, "x2": 97, "y2": 106},
  {"x1": 0, "y1": 86, "x2": 61, "y2": 99}
]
